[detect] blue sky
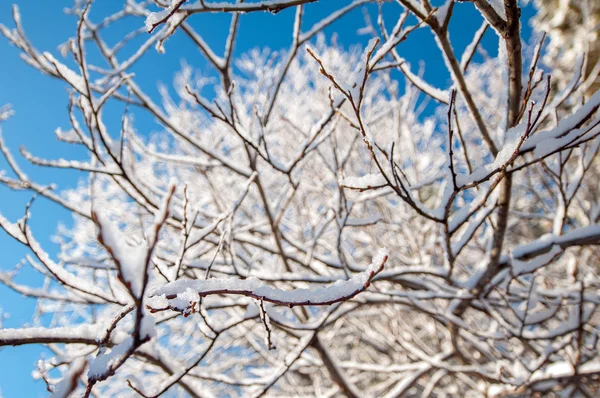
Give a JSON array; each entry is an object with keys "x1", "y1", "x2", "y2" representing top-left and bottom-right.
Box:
[{"x1": 0, "y1": 1, "x2": 536, "y2": 396}]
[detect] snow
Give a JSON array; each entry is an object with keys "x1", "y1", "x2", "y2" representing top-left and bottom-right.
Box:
[
  {"x1": 488, "y1": 0, "x2": 507, "y2": 20},
  {"x1": 54, "y1": 127, "x2": 84, "y2": 144},
  {"x1": 294, "y1": 98, "x2": 343, "y2": 156},
  {"x1": 331, "y1": 37, "x2": 378, "y2": 104},
  {"x1": 345, "y1": 215, "x2": 381, "y2": 226},
  {"x1": 458, "y1": 260, "x2": 489, "y2": 290},
  {"x1": 341, "y1": 173, "x2": 387, "y2": 189},
  {"x1": 523, "y1": 90, "x2": 600, "y2": 152},
  {"x1": 140, "y1": 306, "x2": 156, "y2": 340},
  {"x1": 24, "y1": 228, "x2": 116, "y2": 302},
  {"x1": 42, "y1": 52, "x2": 87, "y2": 94},
  {"x1": 0, "y1": 271, "x2": 92, "y2": 303},
  {"x1": 450, "y1": 201, "x2": 495, "y2": 256},
  {"x1": 448, "y1": 181, "x2": 498, "y2": 233},
  {"x1": 95, "y1": 212, "x2": 148, "y2": 299},
  {"x1": 466, "y1": 121, "x2": 526, "y2": 183},
  {"x1": 0, "y1": 324, "x2": 102, "y2": 345},
  {"x1": 0, "y1": 127, "x2": 29, "y2": 181},
  {"x1": 95, "y1": 184, "x2": 174, "y2": 299},
  {"x1": 583, "y1": 136, "x2": 600, "y2": 165},
  {"x1": 0, "y1": 211, "x2": 26, "y2": 244},
  {"x1": 511, "y1": 224, "x2": 600, "y2": 261},
  {"x1": 522, "y1": 303, "x2": 559, "y2": 325},
  {"x1": 522, "y1": 302, "x2": 594, "y2": 340},
  {"x1": 400, "y1": 0, "x2": 427, "y2": 16},
  {"x1": 88, "y1": 337, "x2": 134, "y2": 379},
  {"x1": 435, "y1": 0, "x2": 452, "y2": 26},
  {"x1": 555, "y1": 224, "x2": 600, "y2": 244},
  {"x1": 580, "y1": 360, "x2": 600, "y2": 375},
  {"x1": 396, "y1": 58, "x2": 449, "y2": 103},
  {"x1": 145, "y1": 4, "x2": 174, "y2": 32},
  {"x1": 460, "y1": 22, "x2": 487, "y2": 71},
  {"x1": 511, "y1": 245, "x2": 562, "y2": 275},
  {"x1": 492, "y1": 129, "x2": 523, "y2": 165},
  {"x1": 50, "y1": 358, "x2": 86, "y2": 398},
  {"x1": 146, "y1": 0, "x2": 332, "y2": 32},
  {"x1": 370, "y1": 15, "x2": 417, "y2": 69},
  {"x1": 540, "y1": 55, "x2": 584, "y2": 120},
  {"x1": 151, "y1": 248, "x2": 388, "y2": 308},
  {"x1": 177, "y1": 25, "x2": 225, "y2": 68},
  {"x1": 433, "y1": 178, "x2": 454, "y2": 219},
  {"x1": 530, "y1": 361, "x2": 574, "y2": 382},
  {"x1": 20, "y1": 148, "x2": 121, "y2": 174},
  {"x1": 0, "y1": 104, "x2": 13, "y2": 121},
  {"x1": 512, "y1": 233, "x2": 555, "y2": 259},
  {"x1": 532, "y1": 121, "x2": 600, "y2": 160}
]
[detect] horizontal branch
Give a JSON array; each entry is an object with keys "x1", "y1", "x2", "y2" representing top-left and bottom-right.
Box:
[
  {"x1": 0, "y1": 325, "x2": 101, "y2": 347},
  {"x1": 146, "y1": 0, "x2": 318, "y2": 32},
  {"x1": 150, "y1": 249, "x2": 388, "y2": 309},
  {"x1": 500, "y1": 224, "x2": 600, "y2": 265}
]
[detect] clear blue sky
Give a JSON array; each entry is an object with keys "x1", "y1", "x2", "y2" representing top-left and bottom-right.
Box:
[{"x1": 0, "y1": 1, "x2": 536, "y2": 396}]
